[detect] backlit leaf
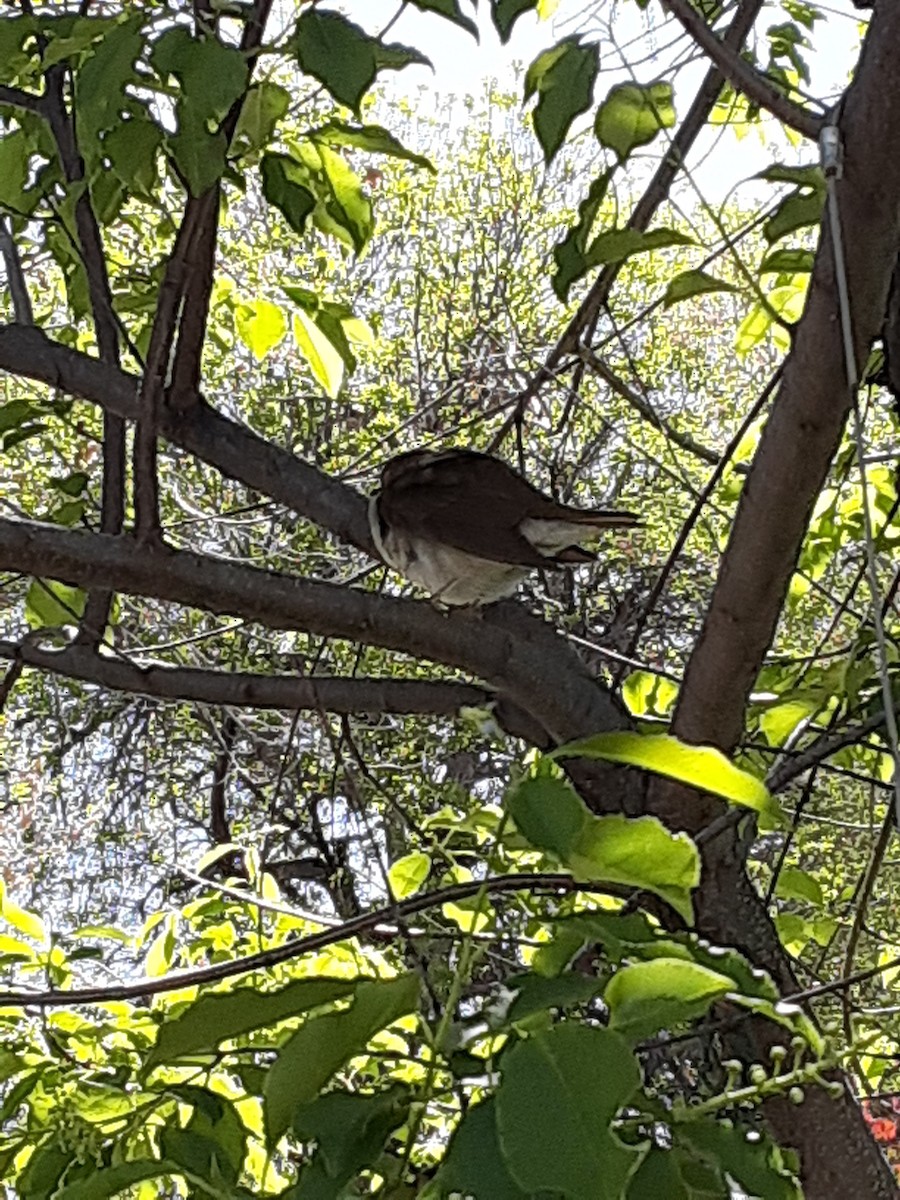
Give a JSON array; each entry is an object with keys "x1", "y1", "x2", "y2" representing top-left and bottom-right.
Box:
[
  {"x1": 263, "y1": 974, "x2": 419, "y2": 1142},
  {"x1": 594, "y1": 80, "x2": 675, "y2": 160},
  {"x1": 235, "y1": 299, "x2": 287, "y2": 362},
  {"x1": 293, "y1": 309, "x2": 345, "y2": 398},
  {"x1": 604, "y1": 958, "x2": 733, "y2": 1039},
  {"x1": 388, "y1": 852, "x2": 431, "y2": 899},
  {"x1": 553, "y1": 731, "x2": 773, "y2": 814}
]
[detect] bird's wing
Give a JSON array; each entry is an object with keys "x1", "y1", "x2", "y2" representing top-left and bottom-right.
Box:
[{"x1": 378, "y1": 451, "x2": 553, "y2": 567}]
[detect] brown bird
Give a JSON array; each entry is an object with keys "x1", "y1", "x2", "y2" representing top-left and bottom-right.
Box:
[{"x1": 368, "y1": 448, "x2": 640, "y2": 606}]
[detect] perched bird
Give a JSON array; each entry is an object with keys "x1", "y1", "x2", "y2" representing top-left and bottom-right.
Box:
[{"x1": 368, "y1": 447, "x2": 640, "y2": 606}]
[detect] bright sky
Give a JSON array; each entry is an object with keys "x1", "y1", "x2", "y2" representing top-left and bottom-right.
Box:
[{"x1": 347, "y1": 0, "x2": 867, "y2": 204}]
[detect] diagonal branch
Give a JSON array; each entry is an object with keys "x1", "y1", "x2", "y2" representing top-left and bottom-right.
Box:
[
  {"x1": 580, "y1": 349, "x2": 721, "y2": 465},
  {"x1": 501, "y1": 0, "x2": 767, "y2": 434},
  {"x1": 0, "y1": 323, "x2": 373, "y2": 552},
  {"x1": 0, "y1": 639, "x2": 490, "y2": 716},
  {"x1": 673, "y1": 2, "x2": 900, "y2": 764},
  {"x1": 660, "y1": 0, "x2": 823, "y2": 140}
]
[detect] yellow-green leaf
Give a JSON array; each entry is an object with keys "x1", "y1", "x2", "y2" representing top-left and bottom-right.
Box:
[
  {"x1": 235, "y1": 299, "x2": 287, "y2": 362},
  {"x1": 293, "y1": 310, "x2": 344, "y2": 398},
  {"x1": 552, "y1": 732, "x2": 774, "y2": 815},
  {"x1": 388, "y1": 852, "x2": 431, "y2": 899}
]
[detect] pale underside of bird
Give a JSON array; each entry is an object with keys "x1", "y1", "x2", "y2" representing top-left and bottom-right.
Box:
[{"x1": 368, "y1": 448, "x2": 641, "y2": 606}]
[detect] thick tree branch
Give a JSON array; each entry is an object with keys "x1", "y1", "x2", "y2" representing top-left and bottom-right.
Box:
[
  {"x1": 0, "y1": 519, "x2": 625, "y2": 744},
  {"x1": 0, "y1": 324, "x2": 373, "y2": 552},
  {"x1": 0, "y1": 639, "x2": 490, "y2": 716},
  {"x1": 660, "y1": 0, "x2": 823, "y2": 140},
  {"x1": 674, "y1": 2, "x2": 900, "y2": 762}
]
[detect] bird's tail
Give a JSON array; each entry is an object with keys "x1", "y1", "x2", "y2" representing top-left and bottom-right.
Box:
[{"x1": 521, "y1": 513, "x2": 641, "y2": 559}]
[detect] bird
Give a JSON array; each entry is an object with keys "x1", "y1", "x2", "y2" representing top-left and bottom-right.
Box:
[{"x1": 368, "y1": 447, "x2": 641, "y2": 606}]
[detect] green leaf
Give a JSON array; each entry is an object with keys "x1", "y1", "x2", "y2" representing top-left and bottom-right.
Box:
[
  {"x1": 146, "y1": 977, "x2": 358, "y2": 1069},
  {"x1": 235, "y1": 299, "x2": 288, "y2": 362},
  {"x1": 508, "y1": 771, "x2": 699, "y2": 920},
  {"x1": 491, "y1": 0, "x2": 540, "y2": 43},
  {"x1": 442, "y1": 897, "x2": 492, "y2": 934},
  {"x1": 663, "y1": 269, "x2": 740, "y2": 307},
  {"x1": 524, "y1": 38, "x2": 598, "y2": 164},
  {"x1": 585, "y1": 226, "x2": 694, "y2": 268},
  {"x1": 764, "y1": 189, "x2": 824, "y2": 244},
  {"x1": 151, "y1": 27, "x2": 249, "y2": 128},
  {"x1": 101, "y1": 115, "x2": 162, "y2": 200},
  {"x1": 438, "y1": 1098, "x2": 532, "y2": 1199},
  {"x1": 496, "y1": 1026, "x2": 641, "y2": 1198},
  {"x1": 314, "y1": 141, "x2": 373, "y2": 253},
  {"x1": 312, "y1": 120, "x2": 435, "y2": 171},
  {"x1": 552, "y1": 169, "x2": 610, "y2": 300},
  {"x1": 604, "y1": 958, "x2": 733, "y2": 1039},
  {"x1": 569, "y1": 814, "x2": 698, "y2": 922},
  {"x1": 759, "y1": 247, "x2": 815, "y2": 274},
  {"x1": 678, "y1": 1118, "x2": 802, "y2": 1200},
  {"x1": 50, "y1": 470, "x2": 88, "y2": 494},
  {"x1": 507, "y1": 773, "x2": 586, "y2": 860},
  {"x1": 25, "y1": 579, "x2": 87, "y2": 630},
  {"x1": 293, "y1": 10, "x2": 428, "y2": 113},
  {"x1": 552, "y1": 731, "x2": 773, "y2": 814},
  {"x1": 505, "y1": 971, "x2": 602, "y2": 1022},
  {"x1": 0, "y1": 130, "x2": 36, "y2": 214},
  {"x1": 0, "y1": 883, "x2": 47, "y2": 944},
  {"x1": 75, "y1": 17, "x2": 144, "y2": 143},
  {"x1": 405, "y1": 0, "x2": 478, "y2": 38},
  {"x1": 626, "y1": 1147, "x2": 693, "y2": 1199},
  {"x1": 232, "y1": 82, "x2": 290, "y2": 156},
  {"x1": 160, "y1": 1085, "x2": 247, "y2": 1186},
  {"x1": 261, "y1": 152, "x2": 316, "y2": 234},
  {"x1": 293, "y1": 309, "x2": 346, "y2": 398},
  {"x1": 55, "y1": 1159, "x2": 178, "y2": 1199},
  {"x1": 388, "y1": 852, "x2": 431, "y2": 899},
  {"x1": 622, "y1": 670, "x2": 679, "y2": 718},
  {"x1": 756, "y1": 162, "x2": 823, "y2": 188},
  {"x1": 594, "y1": 80, "x2": 675, "y2": 161},
  {"x1": 774, "y1": 866, "x2": 823, "y2": 906},
  {"x1": 263, "y1": 974, "x2": 419, "y2": 1144},
  {"x1": 293, "y1": 1085, "x2": 409, "y2": 1191}
]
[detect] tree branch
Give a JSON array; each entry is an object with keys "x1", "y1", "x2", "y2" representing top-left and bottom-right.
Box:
[
  {"x1": 502, "y1": 0, "x2": 767, "y2": 432},
  {"x1": 0, "y1": 874, "x2": 620, "y2": 1007},
  {"x1": 673, "y1": 2, "x2": 900, "y2": 762},
  {"x1": 0, "y1": 84, "x2": 45, "y2": 115},
  {"x1": 0, "y1": 639, "x2": 491, "y2": 716},
  {"x1": 0, "y1": 324, "x2": 373, "y2": 552},
  {"x1": 580, "y1": 349, "x2": 722, "y2": 466},
  {"x1": 0, "y1": 518, "x2": 625, "y2": 744},
  {"x1": 0, "y1": 216, "x2": 34, "y2": 324},
  {"x1": 659, "y1": 0, "x2": 823, "y2": 139}
]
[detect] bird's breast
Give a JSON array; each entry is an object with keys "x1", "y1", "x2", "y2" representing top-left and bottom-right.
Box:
[{"x1": 368, "y1": 497, "x2": 526, "y2": 604}]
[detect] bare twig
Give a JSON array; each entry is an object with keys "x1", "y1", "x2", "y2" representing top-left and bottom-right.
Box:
[{"x1": 0, "y1": 216, "x2": 34, "y2": 324}]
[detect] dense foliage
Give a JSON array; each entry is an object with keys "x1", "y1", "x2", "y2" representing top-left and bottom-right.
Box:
[{"x1": 0, "y1": 0, "x2": 898, "y2": 1196}]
